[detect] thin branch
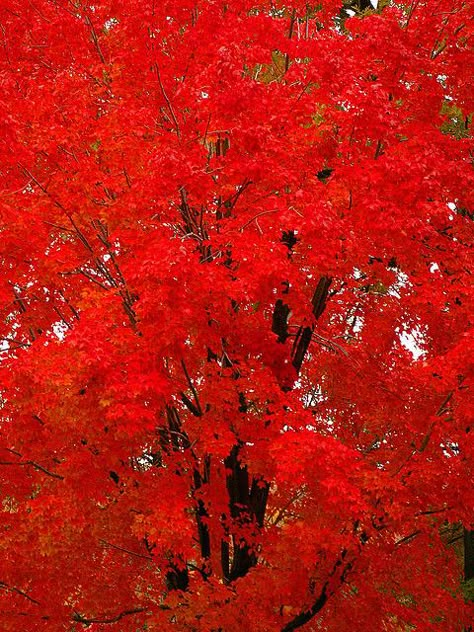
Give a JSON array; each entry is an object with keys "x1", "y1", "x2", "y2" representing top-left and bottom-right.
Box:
[
  {"x1": 281, "y1": 550, "x2": 352, "y2": 632},
  {"x1": 78, "y1": 268, "x2": 112, "y2": 290},
  {"x1": 181, "y1": 392, "x2": 201, "y2": 417},
  {"x1": 72, "y1": 607, "x2": 146, "y2": 625},
  {"x1": 186, "y1": 562, "x2": 209, "y2": 581},
  {"x1": 0, "y1": 581, "x2": 40, "y2": 605},
  {"x1": 240, "y1": 209, "x2": 279, "y2": 231},
  {"x1": 0, "y1": 337, "x2": 31, "y2": 349},
  {"x1": 58, "y1": 290, "x2": 80, "y2": 321},
  {"x1": 43, "y1": 220, "x2": 74, "y2": 232},
  {"x1": 154, "y1": 63, "x2": 181, "y2": 139},
  {"x1": 27, "y1": 0, "x2": 51, "y2": 23},
  {"x1": 285, "y1": 9, "x2": 297, "y2": 71},
  {"x1": 417, "y1": 506, "x2": 452, "y2": 516},
  {"x1": 313, "y1": 333, "x2": 350, "y2": 358},
  {"x1": 436, "y1": 390, "x2": 453, "y2": 416},
  {"x1": 52, "y1": 305, "x2": 72, "y2": 330},
  {"x1": 0, "y1": 23, "x2": 11, "y2": 66},
  {"x1": 395, "y1": 530, "x2": 421, "y2": 546},
  {"x1": 268, "y1": 488, "x2": 306, "y2": 526},
  {"x1": 374, "y1": 139, "x2": 384, "y2": 159},
  {"x1": 5, "y1": 448, "x2": 22, "y2": 457},
  {"x1": 84, "y1": 15, "x2": 106, "y2": 64},
  {"x1": 94, "y1": 257, "x2": 118, "y2": 288},
  {"x1": 418, "y1": 390, "x2": 453, "y2": 453},
  {"x1": 404, "y1": 0, "x2": 420, "y2": 30},
  {"x1": 28, "y1": 461, "x2": 64, "y2": 480},
  {"x1": 0, "y1": 459, "x2": 64, "y2": 480},
  {"x1": 226, "y1": 178, "x2": 252, "y2": 211},
  {"x1": 181, "y1": 360, "x2": 202, "y2": 416},
  {"x1": 19, "y1": 164, "x2": 93, "y2": 252},
  {"x1": 99, "y1": 539, "x2": 153, "y2": 560}
]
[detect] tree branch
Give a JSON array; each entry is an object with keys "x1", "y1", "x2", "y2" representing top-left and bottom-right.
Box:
[
  {"x1": 99, "y1": 539, "x2": 153, "y2": 560},
  {"x1": 0, "y1": 581, "x2": 40, "y2": 605},
  {"x1": 181, "y1": 359, "x2": 202, "y2": 416},
  {"x1": 395, "y1": 530, "x2": 421, "y2": 546},
  {"x1": 154, "y1": 63, "x2": 181, "y2": 139},
  {"x1": 281, "y1": 550, "x2": 352, "y2": 632},
  {"x1": 72, "y1": 607, "x2": 146, "y2": 626},
  {"x1": 0, "y1": 459, "x2": 64, "y2": 480}
]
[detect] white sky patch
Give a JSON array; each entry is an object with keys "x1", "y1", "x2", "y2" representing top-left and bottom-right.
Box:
[
  {"x1": 52, "y1": 321, "x2": 68, "y2": 340},
  {"x1": 352, "y1": 315, "x2": 364, "y2": 334},
  {"x1": 388, "y1": 269, "x2": 409, "y2": 299},
  {"x1": 104, "y1": 17, "x2": 118, "y2": 31},
  {"x1": 399, "y1": 327, "x2": 426, "y2": 360}
]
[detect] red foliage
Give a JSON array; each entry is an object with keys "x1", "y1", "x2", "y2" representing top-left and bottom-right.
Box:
[{"x1": 0, "y1": 1, "x2": 473, "y2": 630}]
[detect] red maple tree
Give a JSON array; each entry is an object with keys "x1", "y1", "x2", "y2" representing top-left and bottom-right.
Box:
[{"x1": 0, "y1": 1, "x2": 473, "y2": 630}]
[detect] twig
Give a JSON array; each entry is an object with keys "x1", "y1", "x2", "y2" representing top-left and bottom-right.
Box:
[
  {"x1": 78, "y1": 268, "x2": 112, "y2": 290},
  {"x1": 417, "y1": 506, "x2": 452, "y2": 516},
  {"x1": 395, "y1": 530, "x2": 421, "y2": 546},
  {"x1": 0, "y1": 459, "x2": 64, "y2": 480},
  {"x1": 19, "y1": 164, "x2": 93, "y2": 252},
  {"x1": 285, "y1": 9, "x2": 297, "y2": 72},
  {"x1": 154, "y1": 63, "x2": 181, "y2": 139},
  {"x1": 27, "y1": 0, "x2": 51, "y2": 23},
  {"x1": 281, "y1": 549, "x2": 354, "y2": 632},
  {"x1": 52, "y1": 305, "x2": 72, "y2": 330},
  {"x1": 226, "y1": 178, "x2": 252, "y2": 210},
  {"x1": 404, "y1": 0, "x2": 420, "y2": 30},
  {"x1": 269, "y1": 488, "x2": 306, "y2": 526},
  {"x1": 186, "y1": 562, "x2": 209, "y2": 581},
  {"x1": 0, "y1": 337, "x2": 30, "y2": 349},
  {"x1": 0, "y1": 581, "x2": 40, "y2": 605},
  {"x1": 84, "y1": 14, "x2": 106, "y2": 64},
  {"x1": 181, "y1": 360, "x2": 202, "y2": 416},
  {"x1": 72, "y1": 607, "x2": 146, "y2": 625},
  {"x1": 43, "y1": 220, "x2": 74, "y2": 233},
  {"x1": 99, "y1": 539, "x2": 153, "y2": 560},
  {"x1": 240, "y1": 209, "x2": 279, "y2": 231},
  {"x1": 418, "y1": 390, "x2": 453, "y2": 453}
]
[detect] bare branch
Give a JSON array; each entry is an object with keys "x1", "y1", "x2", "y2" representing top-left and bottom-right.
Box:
[
  {"x1": 181, "y1": 360, "x2": 202, "y2": 416},
  {"x1": 281, "y1": 550, "x2": 352, "y2": 632},
  {"x1": 240, "y1": 209, "x2": 279, "y2": 232},
  {"x1": 99, "y1": 539, "x2": 153, "y2": 560},
  {"x1": 0, "y1": 458, "x2": 64, "y2": 480},
  {"x1": 154, "y1": 63, "x2": 181, "y2": 139},
  {"x1": 395, "y1": 530, "x2": 421, "y2": 546},
  {"x1": 72, "y1": 607, "x2": 146, "y2": 626},
  {"x1": 0, "y1": 581, "x2": 40, "y2": 605},
  {"x1": 84, "y1": 15, "x2": 106, "y2": 64}
]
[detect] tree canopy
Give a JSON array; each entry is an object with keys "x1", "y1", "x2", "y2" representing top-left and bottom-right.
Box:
[{"x1": 0, "y1": 1, "x2": 473, "y2": 630}]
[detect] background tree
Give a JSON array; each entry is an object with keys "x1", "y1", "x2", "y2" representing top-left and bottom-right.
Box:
[{"x1": 0, "y1": 1, "x2": 473, "y2": 630}]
